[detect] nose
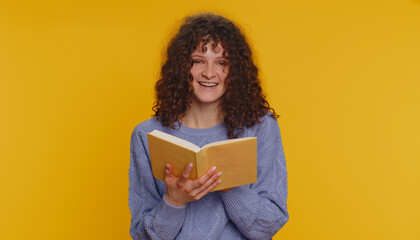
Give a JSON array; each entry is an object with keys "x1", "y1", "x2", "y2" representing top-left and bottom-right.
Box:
[{"x1": 201, "y1": 64, "x2": 216, "y2": 79}]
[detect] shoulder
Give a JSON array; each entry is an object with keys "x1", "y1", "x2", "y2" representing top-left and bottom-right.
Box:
[
  {"x1": 248, "y1": 113, "x2": 284, "y2": 157},
  {"x1": 132, "y1": 117, "x2": 168, "y2": 134},
  {"x1": 260, "y1": 112, "x2": 279, "y2": 126},
  {"x1": 248, "y1": 112, "x2": 280, "y2": 136},
  {"x1": 131, "y1": 118, "x2": 164, "y2": 141},
  {"x1": 133, "y1": 118, "x2": 155, "y2": 133},
  {"x1": 130, "y1": 118, "x2": 171, "y2": 153},
  {"x1": 131, "y1": 117, "x2": 178, "y2": 140}
]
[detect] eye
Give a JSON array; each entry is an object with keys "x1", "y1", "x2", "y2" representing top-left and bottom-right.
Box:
[
  {"x1": 192, "y1": 59, "x2": 202, "y2": 64},
  {"x1": 218, "y1": 61, "x2": 227, "y2": 66}
]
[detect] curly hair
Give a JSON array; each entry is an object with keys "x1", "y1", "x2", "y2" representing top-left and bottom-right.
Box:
[{"x1": 153, "y1": 13, "x2": 278, "y2": 138}]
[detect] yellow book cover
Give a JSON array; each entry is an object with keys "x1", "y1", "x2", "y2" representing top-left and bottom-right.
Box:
[{"x1": 147, "y1": 130, "x2": 257, "y2": 191}]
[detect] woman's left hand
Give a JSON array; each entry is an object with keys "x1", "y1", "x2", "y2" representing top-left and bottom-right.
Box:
[{"x1": 164, "y1": 163, "x2": 221, "y2": 207}]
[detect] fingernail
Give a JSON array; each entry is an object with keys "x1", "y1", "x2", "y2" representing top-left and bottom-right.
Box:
[
  {"x1": 166, "y1": 163, "x2": 170, "y2": 168},
  {"x1": 217, "y1": 179, "x2": 222, "y2": 183},
  {"x1": 188, "y1": 163, "x2": 193, "y2": 168},
  {"x1": 211, "y1": 166, "x2": 216, "y2": 172},
  {"x1": 217, "y1": 172, "x2": 222, "y2": 177}
]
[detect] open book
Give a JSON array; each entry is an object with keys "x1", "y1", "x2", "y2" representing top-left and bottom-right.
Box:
[{"x1": 147, "y1": 130, "x2": 257, "y2": 191}]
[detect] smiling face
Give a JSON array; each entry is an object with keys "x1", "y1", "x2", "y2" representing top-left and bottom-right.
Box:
[{"x1": 190, "y1": 41, "x2": 229, "y2": 109}]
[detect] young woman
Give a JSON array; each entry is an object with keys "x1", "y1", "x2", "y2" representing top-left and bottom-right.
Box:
[{"x1": 129, "y1": 13, "x2": 288, "y2": 239}]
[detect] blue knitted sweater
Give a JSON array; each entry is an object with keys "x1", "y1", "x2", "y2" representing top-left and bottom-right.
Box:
[{"x1": 129, "y1": 114, "x2": 289, "y2": 239}]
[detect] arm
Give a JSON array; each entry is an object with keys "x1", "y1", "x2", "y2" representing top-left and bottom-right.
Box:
[
  {"x1": 220, "y1": 117, "x2": 289, "y2": 239},
  {"x1": 129, "y1": 126, "x2": 222, "y2": 239},
  {"x1": 129, "y1": 126, "x2": 186, "y2": 240}
]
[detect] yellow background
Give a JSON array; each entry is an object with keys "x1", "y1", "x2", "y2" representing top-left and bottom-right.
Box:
[{"x1": 1, "y1": 0, "x2": 419, "y2": 239}]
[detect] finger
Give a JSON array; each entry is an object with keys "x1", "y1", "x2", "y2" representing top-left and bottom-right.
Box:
[
  {"x1": 221, "y1": 188, "x2": 231, "y2": 193},
  {"x1": 194, "y1": 178, "x2": 222, "y2": 201},
  {"x1": 197, "y1": 166, "x2": 217, "y2": 185},
  {"x1": 177, "y1": 163, "x2": 193, "y2": 188},
  {"x1": 186, "y1": 166, "x2": 217, "y2": 191},
  {"x1": 164, "y1": 163, "x2": 174, "y2": 179},
  {"x1": 190, "y1": 171, "x2": 222, "y2": 197}
]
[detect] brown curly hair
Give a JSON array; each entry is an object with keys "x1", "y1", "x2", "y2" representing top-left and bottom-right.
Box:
[{"x1": 153, "y1": 13, "x2": 278, "y2": 138}]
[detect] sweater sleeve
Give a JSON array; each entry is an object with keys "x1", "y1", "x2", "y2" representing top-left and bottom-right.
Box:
[
  {"x1": 129, "y1": 125, "x2": 186, "y2": 240},
  {"x1": 220, "y1": 116, "x2": 289, "y2": 239}
]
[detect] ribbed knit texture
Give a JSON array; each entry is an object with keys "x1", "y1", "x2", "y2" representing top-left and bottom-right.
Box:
[{"x1": 129, "y1": 114, "x2": 288, "y2": 240}]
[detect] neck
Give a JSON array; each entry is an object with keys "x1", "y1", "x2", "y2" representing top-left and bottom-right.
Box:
[{"x1": 181, "y1": 101, "x2": 224, "y2": 129}]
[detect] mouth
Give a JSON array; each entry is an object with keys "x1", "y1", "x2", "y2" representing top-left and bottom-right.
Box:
[{"x1": 198, "y1": 81, "x2": 218, "y2": 87}]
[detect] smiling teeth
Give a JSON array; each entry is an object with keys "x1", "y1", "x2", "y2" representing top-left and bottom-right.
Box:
[{"x1": 199, "y1": 82, "x2": 217, "y2": 87}]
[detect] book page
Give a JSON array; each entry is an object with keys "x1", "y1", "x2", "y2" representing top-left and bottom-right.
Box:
[
  {"x1": 202, "y1": 137, "x2": 255, "y2": 149},
  {"x1": 149, "y1": 130, "x2": 201, "y2": 152}
]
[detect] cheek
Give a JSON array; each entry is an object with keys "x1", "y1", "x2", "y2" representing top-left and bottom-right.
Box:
[
  {"x1": 190, "y1": 67, "x2": 198, "y2": 79},
  {"x1": 222, "y1": 67, "x2": 229, "y2": 79},
  {"x1": 220, "y1": 70, "x2": 229, "y2": 84}
]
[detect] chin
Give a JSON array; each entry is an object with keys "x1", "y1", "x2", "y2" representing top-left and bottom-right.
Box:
[{"x1": 193, "y1": 96, "x2": 223, "y2": 106}]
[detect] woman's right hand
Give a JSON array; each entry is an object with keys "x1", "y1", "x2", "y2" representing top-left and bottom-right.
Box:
[{"x1": 164, "y1": 163, "x2": 221, "y2": 207}]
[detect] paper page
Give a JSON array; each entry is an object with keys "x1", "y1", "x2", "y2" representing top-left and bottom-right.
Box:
[
  {"x1": 202, "y1": 137, "x2": 255, "y2": 149},
  {"x1": 149, "y1": 130, "x2": 201, "y2": 152}
]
